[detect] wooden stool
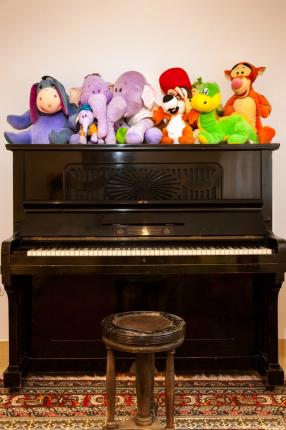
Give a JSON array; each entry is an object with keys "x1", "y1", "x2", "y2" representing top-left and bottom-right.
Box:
[{"x1": 102, "y1": 311, "x2": 185, "y2": 430}]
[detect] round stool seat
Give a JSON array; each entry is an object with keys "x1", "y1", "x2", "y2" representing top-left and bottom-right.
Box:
[{"x1": 102, "y1": 311, "x2": 185, "y2": 347}]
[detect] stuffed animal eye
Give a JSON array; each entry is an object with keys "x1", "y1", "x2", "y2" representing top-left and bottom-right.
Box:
[
  {"x1": 201, "y1": 88, "x2": 209, "y2": 95},
  {"x1": 92, "y1": 90, "x2": 95, "y2": 94},
  {"x1": 115, "y1": 88, "x2": 118, "y2": 92},
  {"x1": 54, "y1": 94, "x2": 58, "y2": 98},
  {"x1": 119, "y1": 88, "x2": 122, "y2": 92}
]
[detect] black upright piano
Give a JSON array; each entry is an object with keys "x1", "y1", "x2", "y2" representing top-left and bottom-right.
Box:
[{"x1": 2, "y1": 143, "x2": 286, "y2": 389}]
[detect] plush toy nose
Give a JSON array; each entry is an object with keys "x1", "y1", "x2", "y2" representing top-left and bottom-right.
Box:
[
  {"x1": 231, "y1": 78, "x2": 243, "y2": 90},
  {"x1": 163, "y1": 94, "x2": 173, "y2": 103}
]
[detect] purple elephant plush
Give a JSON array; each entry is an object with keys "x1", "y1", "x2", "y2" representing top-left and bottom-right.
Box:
[
  {"x1": 5, "y1": 76, "x2": 76, "y2": 144},
  {"x1": 69, "y1": 73, "x2": 113, "y2": 143},
  {"x1": 105, "y1": 71, "x2": 162, "y2": 144}
]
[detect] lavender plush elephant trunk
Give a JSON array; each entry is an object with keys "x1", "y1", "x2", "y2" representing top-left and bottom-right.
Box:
[
  {"x1": 88, "y1": 93, "x2": 108, "y2": 139},
  {"x1": 105, "y1": 96, "x2": 128, "y2": 144}
]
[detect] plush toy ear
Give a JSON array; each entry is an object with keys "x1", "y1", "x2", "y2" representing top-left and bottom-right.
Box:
[
  {"x1": 69, "y1": 87, "x2": 82, "y2": 106},
  {"x1": 224, "y1": 70, "x2": 232, "y2": 80},
  {"x1": 30, "y1": 83, "x2": 39, "y2": 123},
  {"x1": 257, "y1": 66, "x2": 266, "y2": 75},
  {"x1": 175, "y1": 87, "x2": 188, "y2": 100},
  {"x1": 141, "y1": 84, "x2": 156, "y2": 109},
  {"x1": 53, "y1": 79, "x2": 69, "y2": 115},
  {"x1": 191, "y1": 88, "x2": 198, "y2": 97}
]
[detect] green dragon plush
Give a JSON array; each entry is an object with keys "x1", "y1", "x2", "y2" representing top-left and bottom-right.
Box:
[{"x1": 191, "y1": 82, "x2": 258, "y2": 144}]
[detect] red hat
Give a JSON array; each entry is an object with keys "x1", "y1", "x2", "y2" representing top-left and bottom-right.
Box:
[{"x1": 159, "y1": 67, "x2": 192, "y2": 93}]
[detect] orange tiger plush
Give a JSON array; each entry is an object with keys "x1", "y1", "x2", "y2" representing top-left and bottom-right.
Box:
[{"x1": 223, "y1": 62, "x2": 275, "y2": 143}]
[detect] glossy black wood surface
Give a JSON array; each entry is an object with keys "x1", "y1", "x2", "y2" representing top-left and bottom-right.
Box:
[{"x1": 1, "y1": 144, "x2": 286, "y2": 389}]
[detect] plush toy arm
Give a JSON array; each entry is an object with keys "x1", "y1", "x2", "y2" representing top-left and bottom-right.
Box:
[
  {"x1": 7, "y1": 110, "x2": 32, "y2": 130},
  {"x1": 68, "y1": 113, "x2": 79, "y2": 131},
  {"x1": 153, "y1": 106, "x2": 168, "y2": 125},
  {"x1": 188, "y1": 109, "x2": 200, "y2": 126},
  {"x1": 223, "y1": 96, "x2": 236, "y2": 116},
  {"x1": 257, "y1": 94, "x2": 272, "y2": 118}
]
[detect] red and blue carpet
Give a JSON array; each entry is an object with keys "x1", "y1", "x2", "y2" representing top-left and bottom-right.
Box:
[{"x1": 0, "y1": 373, "x2": 286, "y2": 429}]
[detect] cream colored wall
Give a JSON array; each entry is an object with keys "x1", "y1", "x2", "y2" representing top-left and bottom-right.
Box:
[{"x1": 0, "y1": 0, "x2": 286, "y2": 340}]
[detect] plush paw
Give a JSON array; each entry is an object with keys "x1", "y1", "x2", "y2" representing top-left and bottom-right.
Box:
[
  {"x1": 69, "y1": 134, "x2": 81, "y2": 144},
  {"x1": 49, "y1": 129, "x2": 72, "y2": 144},
  {"x1": 145, "y1": 127, "x2": 162, "y2": 144},
  {"x1": 7, "y1": 112, "x2": 31, "y2": 130},
  {"x1": 125, "y1": 131, "x2": 144, "y2": 144},
  {"x1": 4, "y1": 131, "x2": 15, "y2": 144},
  {"x1": 4, "y1": 131, "x2": 31, "y2": 144}
]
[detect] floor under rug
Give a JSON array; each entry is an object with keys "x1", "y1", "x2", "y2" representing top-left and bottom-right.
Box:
[{"x1": 0, "y1": 373, "x2": 286, "y2": 429}]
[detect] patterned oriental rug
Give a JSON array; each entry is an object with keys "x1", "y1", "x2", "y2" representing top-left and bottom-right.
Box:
[{"x1": 0, "y1": 373, "x2": 286, "y2": 429}]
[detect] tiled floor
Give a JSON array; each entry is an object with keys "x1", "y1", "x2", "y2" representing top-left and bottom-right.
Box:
[{"x1": 1, "y1": 340, "x2": 286, "y2": 376}]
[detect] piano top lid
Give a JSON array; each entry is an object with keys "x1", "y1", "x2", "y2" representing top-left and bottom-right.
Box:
[{"x1": 5, "y1": 143, "x2": 280, "y2": 152}]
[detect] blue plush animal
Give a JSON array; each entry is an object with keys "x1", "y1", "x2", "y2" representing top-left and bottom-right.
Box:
[{"x1": 4, "y1": 76, "x2": 76, "y2": 144}]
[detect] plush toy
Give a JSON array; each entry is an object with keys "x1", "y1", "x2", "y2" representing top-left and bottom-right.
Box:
[
  {"x1": 153, "y1": 88, "x2": 194, "y2": 144},
  {"x1": 105, "y1": 71, "x2": 162, "y2": 144},
  {"x1": 70, "y1": 104, "x2": 97, "y2": 144},
  {"x1": 159, "y1": 67, "x2": 193, "y2": 113},
  {"x1": 4, "y1": 76, "x2": 76, "y2": 144},
  {"x1": 223, "y1": 62, "x2": 275, "y2": 143},
  {"x1": 69, "y1": 73, "x2": 112, "y2": 142},
  {"x1": 191, "y1": 82, "x2": 258, "y2": 144}
]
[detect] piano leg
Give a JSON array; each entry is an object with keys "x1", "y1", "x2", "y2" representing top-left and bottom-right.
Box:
[
  {"x1": 255, "y1": 273, "x2": 284, "y2": 387},
  {"x1": 3, "y1": 275, "x2": 31, "y2": 389}
]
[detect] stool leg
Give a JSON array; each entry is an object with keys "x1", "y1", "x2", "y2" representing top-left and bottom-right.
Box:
[
  {"x1": 165, "y1": 351, "x2": 175, "y2": 430},
  {"x1": 135, "y1": 353, "x2": 155, "y2": 426},
  {"x1": 105, "y1": 347, "x2": 117, "y2": 429}
]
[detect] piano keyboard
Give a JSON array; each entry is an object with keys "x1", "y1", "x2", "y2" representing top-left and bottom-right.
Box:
[{"x1": 27, "y1": 246, "x2": 273, "y2": 257}]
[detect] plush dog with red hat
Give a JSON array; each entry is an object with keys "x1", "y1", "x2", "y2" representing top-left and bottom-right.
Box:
[{"x1": 153, "y1": 67, "x2": 194, "y2": 144}]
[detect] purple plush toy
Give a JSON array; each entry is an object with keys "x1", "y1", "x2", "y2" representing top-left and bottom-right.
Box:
[
  {"x1": 69, "y1": 73, "x2": 113, "y2": 143},
  {"x1": 4, "y1": 76, "x2": 76, "y2": 144},
  {"x1": 105, "y1": 71, "x2": 162, "y2": 144}
]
